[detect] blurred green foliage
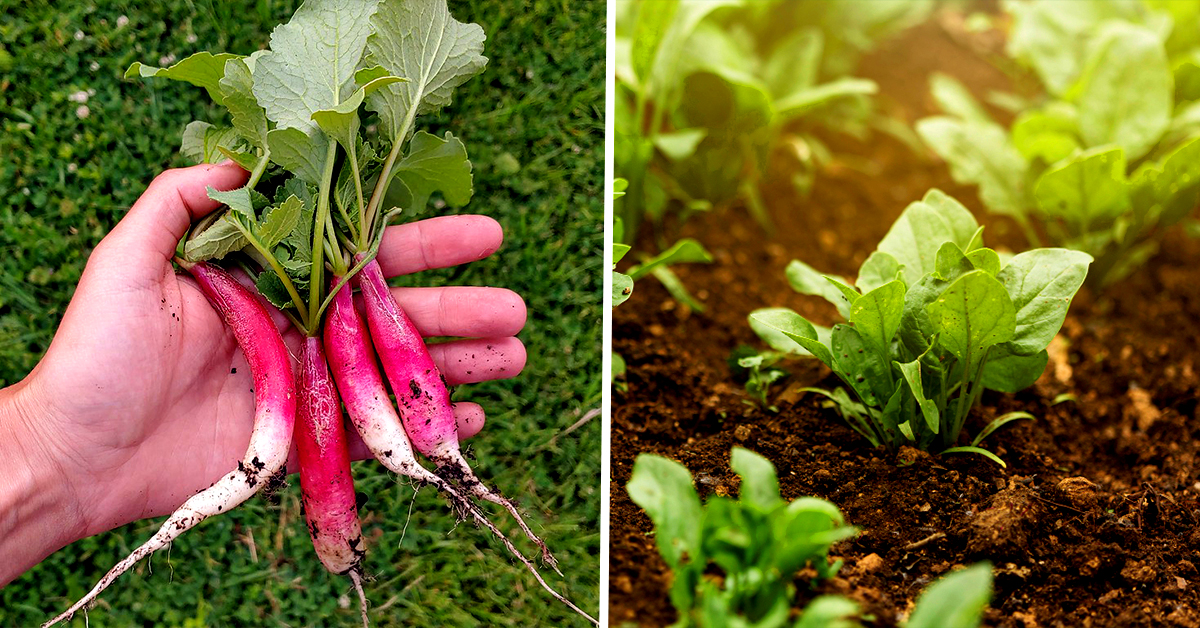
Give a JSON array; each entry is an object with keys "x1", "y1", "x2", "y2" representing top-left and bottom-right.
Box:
[
  {"x1": 0, "y1": 0, "x2": 601, "y2": 625},
  {"x1": 613, "y1": 0, "x2": 932, "y2": 242}
]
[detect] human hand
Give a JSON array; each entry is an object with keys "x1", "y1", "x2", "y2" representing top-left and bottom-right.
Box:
[{"x1": 0, "y1": 162, "x2": 526, "y2": 583}]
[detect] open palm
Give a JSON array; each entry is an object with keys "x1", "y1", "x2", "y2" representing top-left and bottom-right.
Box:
[{"x1": 19, "y1": 163, "x2": 527, "y2": 540}]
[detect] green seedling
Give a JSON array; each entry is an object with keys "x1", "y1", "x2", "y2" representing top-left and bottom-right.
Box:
[
  {"x1": 628, "y1": 447, "x2": 995, "y2": 627},
  {"x1": 750, "y1": 190, "x2": 1091, "y2": 466},
  {"x1": 628, "y1": 447, "x2": 858, "y2": 628}
]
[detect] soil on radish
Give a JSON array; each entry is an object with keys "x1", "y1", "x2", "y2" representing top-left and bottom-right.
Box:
[{"x1": 610, "y1": 17, "x2": 1200, "y2": 628}]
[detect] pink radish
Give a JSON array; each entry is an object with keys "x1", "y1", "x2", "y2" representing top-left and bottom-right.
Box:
[
  {"x1": 353, "y1": 256, "x2": 556, "y2": 567},
  {"x1": 325, "y1": 277, "x2": 598, "y2": 625},
  {"x1": 45, "y1": 260, "x2": 296, "y2": 628},
  {"x1": 295, "y1": 335, "x2": 369, "y2": 627}
]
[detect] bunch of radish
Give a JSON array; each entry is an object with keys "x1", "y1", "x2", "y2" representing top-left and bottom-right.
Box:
[{"x1": 44, "y1": 0, "x2": 595, "y2": 625}]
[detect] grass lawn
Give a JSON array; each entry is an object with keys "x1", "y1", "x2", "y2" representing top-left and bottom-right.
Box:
[{"x1": 0, "y1": 0, "x2": 603, "y2": 625}]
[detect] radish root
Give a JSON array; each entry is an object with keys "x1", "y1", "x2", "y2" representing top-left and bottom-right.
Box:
[{"x1": 46, "y1": 261, "x2": 295, "y2": 628}]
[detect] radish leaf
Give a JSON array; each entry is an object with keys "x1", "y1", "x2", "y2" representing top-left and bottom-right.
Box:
[
  {"x1": 257, "y1": 195, "x2": 304, "y2": 248},
  {"x1": 180, "y1": 122, "x2": 242, "y2": 165},
  {"x1": 183, "y1": 217, "x2": 248, "y2": 262},
  {"x1": 267, "y1": 128, "x2": 326, "y2": 185},
  {"x1": 384, "y1": 131, "x2": 473, "y2": 212},
  {"x1": 219, "y1": 58, "x2": 270, "y2": 153},
  {"x1": 126, "y1": 52, "x2": 241, "y2": 105},
  {"x1": 252, "y1": 0, "x2": 379, "y2": 134},
  {"x1": 365, "y1": 0, "x2": 488, "y2": 141}
]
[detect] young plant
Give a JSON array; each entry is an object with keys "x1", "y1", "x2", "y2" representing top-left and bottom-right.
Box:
[
  {"x1": 627, "y1": 447, "x2": 995, "y2": 628},
  {"x1": 628, "y1": 447, "x2": 859, "y2": 628},
  {"x1": 749, "y1": 190, "x2": 1091, "y2": 466},
  {"x1": 917, "y1": 0, "x2": 1200, "y2": 286},
  {"x1": 612, "y1": 177, "x2": 713, "y2": 392}
]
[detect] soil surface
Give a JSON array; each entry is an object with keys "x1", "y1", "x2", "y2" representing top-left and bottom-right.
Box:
[{"x1": 610, "y1": 16, "x2": 1200, "y2": 628}]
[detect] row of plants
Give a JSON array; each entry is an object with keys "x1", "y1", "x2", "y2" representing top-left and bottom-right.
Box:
[{"x1": 615, "y1": 0, "x2": 1200, "y2": 625}]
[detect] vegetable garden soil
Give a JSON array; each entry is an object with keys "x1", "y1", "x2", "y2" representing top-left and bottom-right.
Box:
[{"x1": 611, "y1": 18, "x2": 1200, "y2": 628}]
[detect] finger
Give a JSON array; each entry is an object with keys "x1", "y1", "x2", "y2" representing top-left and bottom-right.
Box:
[
  {"x1": 428, "y1": 337, "x2": 526, "y2": 385},
  {"x1": 453, "y1": 402, "x2": 487, "y2": 440},
  {"x1": 342, "y1": 402, "x2": 487, "y2": 463},
  {"x1": 106, "y1": 162, "x2": 249, "y2": 263},
  {"x1": 376, "y1": 215, "x2": 503, "y2": 277},
  {"x1": 373, "y1": 286, "x2": 526, "y2": 338}
]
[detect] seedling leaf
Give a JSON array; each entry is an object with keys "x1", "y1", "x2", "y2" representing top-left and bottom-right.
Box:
[
  {"x1": 1034, "y1": 146, "x2": 1130, "y2": 226},
  {"x1": 786, "y1": 260, "x2": 854, "y2": 318},
  {"x1": 906, "y1": 562, "x2": 993, "y2": 628},
  {"x1": 729, "y1": 447, "x2": 783, "y2": 512},
  {"x1": 981, "y1": 347, "x2": 1049, "y2": 393},
  {"x1": 1072, "y1": 23, "x2": 1171, "y2": 161},
  {"x1": 878, "y1": 189, "x2": 980, "y2": 285},
  {"x1": 627, "y1": 454, "x2": 702, "y2": 569},
  {"x1": 972, "y1": 412, "x2": 1035, "y2": 447},
  {"x1": 996, "y1": 248, "x2": 1091, "y2": 354},
  {"x1": 849, "y1": 279, "x2": 904, "y2": 352},
  {"x1": 750, "y1": 309, "x2": 833, "y2": 364},
  {"x1": 940, "y1": 446, "x2": 1006, "y2": 468},
  {"x1": 926, "y1": 270, "x2": 1015, "y2": 369}
]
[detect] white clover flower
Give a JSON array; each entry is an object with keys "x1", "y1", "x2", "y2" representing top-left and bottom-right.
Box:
[
  {"x1": 67, "y1": 163, "x2": 78, "y2": 173},
  {"x1": 74, "y1": 30, "x2": 85, "y2": 41},
  {"x1": 186, "y1": 33, "x2": 198, "y2": 44},
  {"x1": 159, "y1": 53, "x2": 176, "y2": 66},
  {"x1": 68, "y1": 91, "x2": 89, "y2": 103},
  {"x1": 116, "y1": 15, "x2": 129, "y2": 28},
  {"x1": 89, "y1": 61, "x2": 100, "y2": 72},
  {"x1": 75, "y1": 105, "x2": 90, "y2": 119}
]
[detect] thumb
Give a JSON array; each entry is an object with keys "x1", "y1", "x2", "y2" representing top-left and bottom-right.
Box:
[{"x1": 104, "y1": 162, "x2": 249, "y2": 263}]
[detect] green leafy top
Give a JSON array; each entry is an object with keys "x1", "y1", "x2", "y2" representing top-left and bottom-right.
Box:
[
  {"x1": 127, "y1": 0, "x2": 485, "y2": 335},
  {"x1": 749, "y1": 190, "x2": 1091, "y2": 465}
]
